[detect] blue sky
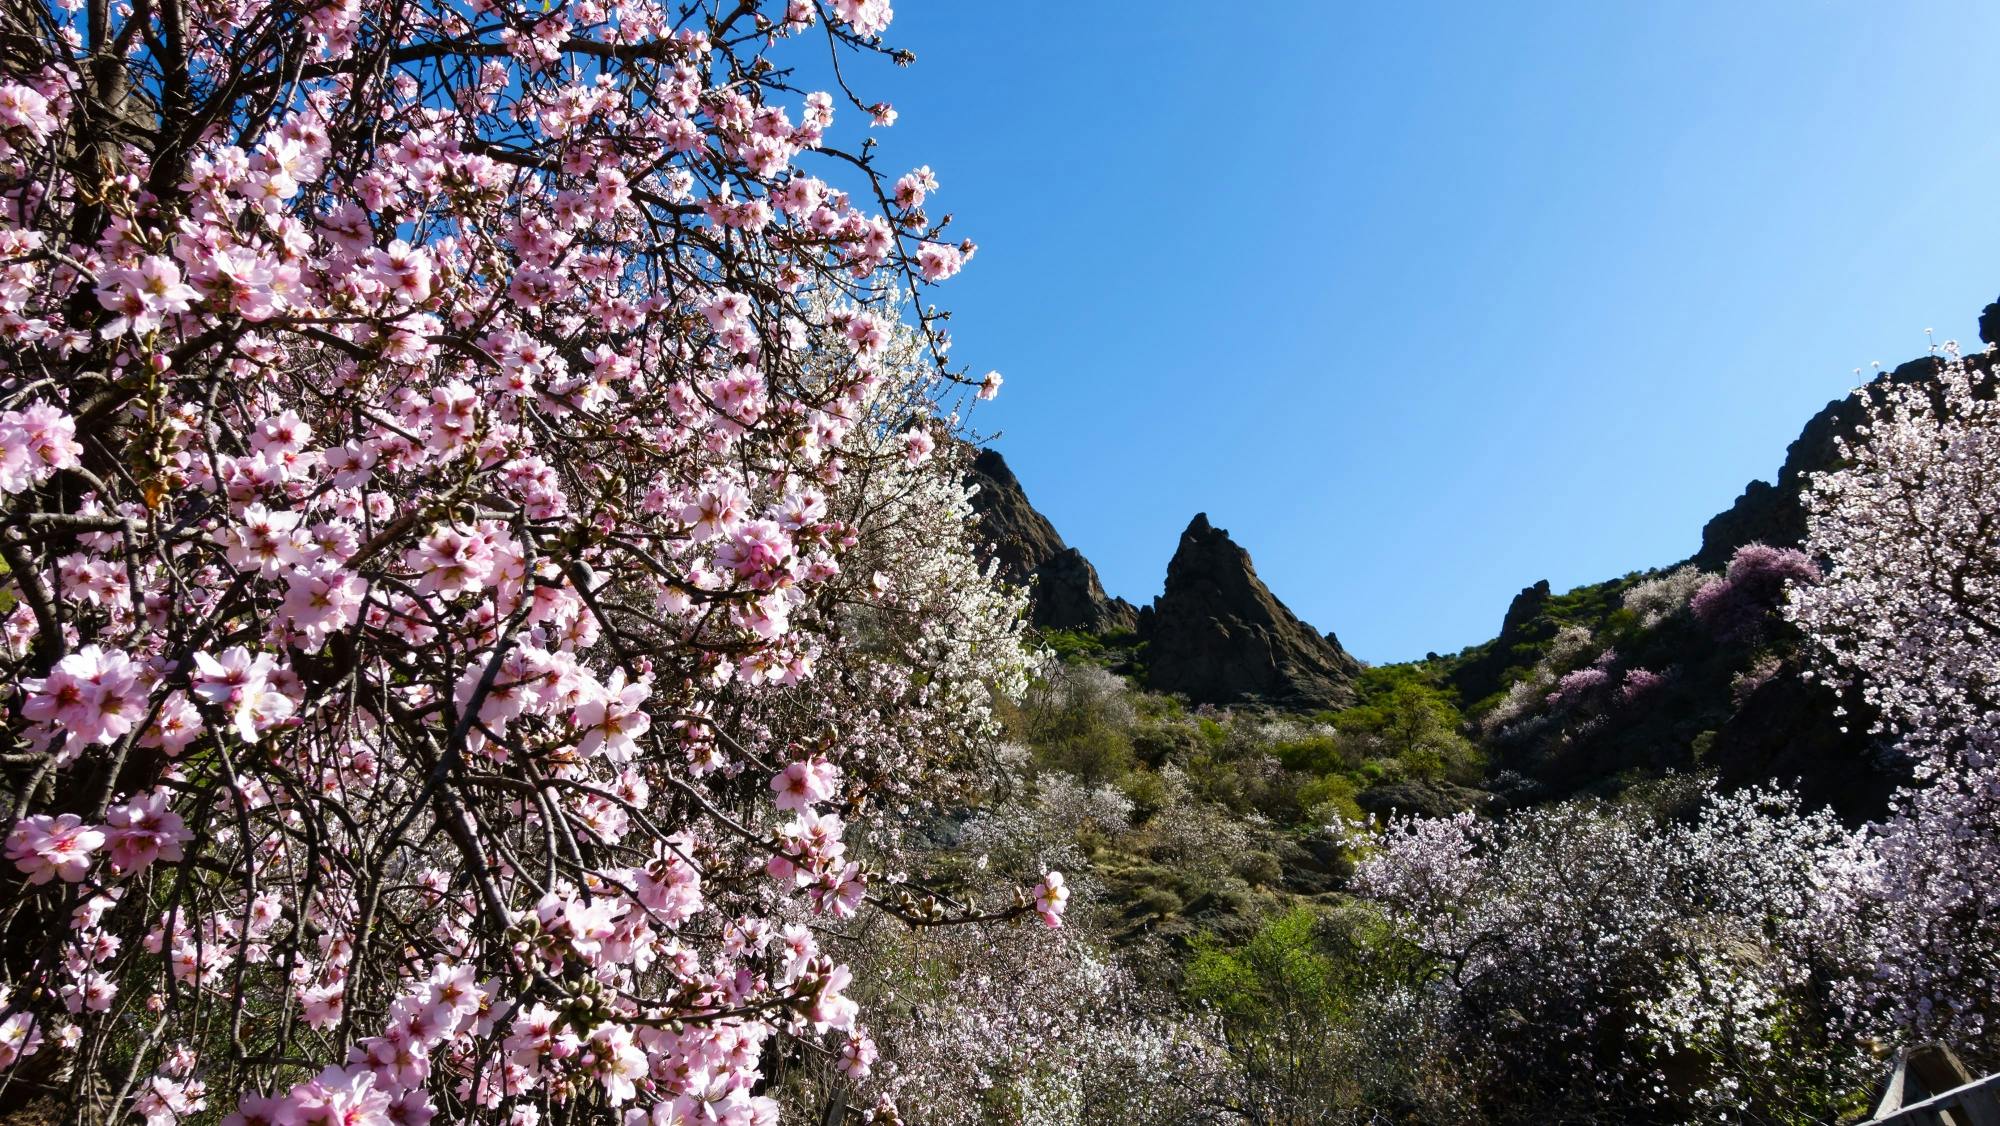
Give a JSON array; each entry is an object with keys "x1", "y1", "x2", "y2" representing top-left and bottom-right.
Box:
[{"x1": 851, "y1": 1, "x2": 2000, "y2": 664}]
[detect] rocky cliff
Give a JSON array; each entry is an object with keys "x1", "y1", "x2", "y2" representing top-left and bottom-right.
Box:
[
  {"x1": 964, "y1": 448, "x2": 1137, "y2": 633},
  {"x1": 1696, "y1": 301, "x2": 2000, "y2": 570},
  {"x1": 1139, "y1": 514, "x2": 1361, "y2": 709},
  {"x1": 1694, "y1": 355, "x2": 1941, "y2": 570}
]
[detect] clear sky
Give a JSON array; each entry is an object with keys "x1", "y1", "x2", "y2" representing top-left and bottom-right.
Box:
[{"x1": 852, "y1": 1, "x2": 2000, "y2": 664}]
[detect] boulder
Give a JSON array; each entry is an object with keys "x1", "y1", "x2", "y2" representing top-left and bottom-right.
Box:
[{"x1": 1356, "y1": 779, "x2": 1490, "y2": 819}]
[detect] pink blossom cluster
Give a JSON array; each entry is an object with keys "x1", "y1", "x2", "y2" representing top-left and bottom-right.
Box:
[
  {"x1": 1690, "y1": 542, "x2": 1821, "y2": 641},
  {"x1": 0, "y1": 2, "x2": 1049, "y2": 1122}
]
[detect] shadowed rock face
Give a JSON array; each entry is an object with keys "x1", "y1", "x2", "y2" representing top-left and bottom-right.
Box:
[
  {"x1": 1140, "y1": 514, "x2": 1360, "y2": 708},
  {"x1": 963, "y1": 448, "x2": 1137, "y2": 633},
  {"x1": 1694, "y1": 351, "x2": 1993, "y2": 571},
  {"x1": 1448, "y1": 579, "x2": 1558, "y2": 706}
]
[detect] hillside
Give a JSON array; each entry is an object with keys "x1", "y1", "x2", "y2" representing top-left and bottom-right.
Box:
[{"x1": 972, "y1": 301, "x2": 2000, "y2": 822}]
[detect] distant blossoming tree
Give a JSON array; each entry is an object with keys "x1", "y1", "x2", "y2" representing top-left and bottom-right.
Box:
[
  {"x1": 0, "y1": 1, "x2": 1057, "y2": 1123},
  {"x1": 1690, "y1": 543, "x2": 1820, "y2": 642}
]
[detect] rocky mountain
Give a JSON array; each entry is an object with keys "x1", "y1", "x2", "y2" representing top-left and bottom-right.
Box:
[
  {"x1": 966, "y1": 449, "x2": 1357, "y2": 708},
  {"x1": 969, "y1": 294, "x2": 1993, "y2": 818},
  {"x1": 1139, "y1": 514, "x2": 1361, "y2": 709},
  {"x1": 1447, "y1": 579, "x2": 1556, "y2": 707},
  {"x1": 1432, "y1": 308, "x2": 2000, "y2": 819},
  {"x1": 964, "y1": 448, "x2": 1137, "y2": 633},
  {"x1": 1695, "y1": 355, "x2": 1935, "y2": 571}
]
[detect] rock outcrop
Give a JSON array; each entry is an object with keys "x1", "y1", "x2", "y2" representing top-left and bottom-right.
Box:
[
  {"x1": 964, "y1": 448, "x2": 1137, "y2": 633},
  {"x1": 1446, "y1": 579, "x2": 1560, "y2": 706},
  {"x1": 1694, "y1": 348, "x2": 1993, "y2": 571},
  {"x1": 1140, "y1": 514, "x2": 1359, "y2": 708}
]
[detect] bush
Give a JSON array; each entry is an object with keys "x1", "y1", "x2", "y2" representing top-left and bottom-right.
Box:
[
  {"x1": 1272, "y1": 732, "x2": 1360, "y2": 775},
  {"x1": 1398, "y1": 746, "x2": 1447, "y2": 782},
  {"x1": 1118, "y1": 767, "x2": 1170, "y2": 820},
  {"x1": 1690, "y1": 542, "x2": 1821, "y2": 641},
  {"x1": 1041, "y1": 723, "x2": 1136, "y2": 786},
  {"x1": 1298, "y1": 774, "x2": 1365, "y2": 826},
  {"x1": 1233, "y1": 851, "x2": 1283, "y2": 888}
]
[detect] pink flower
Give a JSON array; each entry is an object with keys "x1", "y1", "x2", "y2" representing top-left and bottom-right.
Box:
[
  {"x1": 6, "y1": 813, "x2": 105, "y2": 884},
  {"x1": 631, "y1": 839, "x2": 703, "y2": 926},
  {"x1": 139, "y1": 691, "x2": 204, "y2": 757},
  {"x1": 839, "y1": 1035, "x2": 877, "y2": 1080},
  {"x1": 282, "y1": 566, "x2": 366, "y2": 649},
  {"x1": 193, "y1": 247, "x2": 282, "y2": 321},
  {"x1": 222, "y1": 504, "x2": 310, "y2": 578},
  {"x1": 715, "y1": 520, "x2": 795, "y2": 590},
  {"x1": 777, "y1": 923, "x2": 817, "y2": 985},
  {"x1": 103, "y1": 789, "x2": 192, "y2": 875},
  {"x1": 190, "y1": 646, "x2": 295, "y2": 744},
  {"x1": 61, "y1": 971, "x2": 116, "y2": 1014},
  {"x1": 405, "y1": 523, "x2": 496, "y2": 598},
  {"x1": 814, "y1": 861, "x2": 866, "y2": 919},
  {"x1": 95, "y1": 255, "x2": 200, "y2": 337},
  {"x1": 892, "y1": 166, "x2": 934, "y2": 210},
  {"x1": 282, "y1": 1066, "x2": 392, "y2": 1126},
  {"x1": 901, "y1": 427, "x2": 934, "y2": 467},
  {"x1": 843, "y1": 312, "x2": 888, "y2": 357},
  {"x1": 0, "y1": 83, "x2": 57, "y2": 143},
  {"x1": 770, "y1": 757, "x2": 840, "y2": 813},
  {"x1": 134, "y1": 1073, "x2": 205, "y2": 1125},
  {"x1": 298, "y1": 983, "x2": 345, "y2": 1031},
  {"x1": 21, "y1": 644, "x2": 147, "y2": 755},
  {"x1": 0, "y1": 1010, "x2": 41, "y2": 1068},
  {"x1": 914, "y1": 242, "x2": 962, "y2": 282},
  {"x1": 1032, "y1": 870, "x2": 1069, "y2": 929},
  {"x1": 364, "y1": 239, "x2": 433, "y2": 304},
  {"x1": 573, "y1": 670, "x2": 651, "y2": 761},
  {"x1": 221, "y1": 1092, "x2": 286, "y2": 1126},
  {"x1": 679, "y1": 480, "x2": 750, "y2": 542},
  {"x1": 832, "y1": 0, "x2": 893, "y2": 38},
  {"x1": 804, "y1": 960, "x2": 859, "y2": 1031},
  {"x1": 0, "y1": 403, "x2": 82, "y2": 493},
  {"x1": 588, "y1": 1025, "x2": 648, "y2": 1104}
]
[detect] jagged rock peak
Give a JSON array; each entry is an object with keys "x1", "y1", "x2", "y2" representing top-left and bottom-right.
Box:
[
  {"x1": 1141, "y1": 513, "x2": 1359, "y2": 708},
  {"x1": 962, "y1": 447, "x2": 1136, "y2": 633},
  {"x1": 964, "y1": 448, "x2": 1066, "y2": 584}
]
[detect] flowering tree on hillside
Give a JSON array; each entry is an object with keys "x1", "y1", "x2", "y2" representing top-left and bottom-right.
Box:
[
  {"x1": 1789, "y1": 348, "x2": 1999, "y2": 765},
  {"x1": 0, "y1": 1, "x2": 1056, "y2": 1122},
  {"x1": 1357, "y1": 785, "x2": 1874, "y2": 1122},
  {"x1": 1791, "y1": 347, "x2": 2000, "y2": 1061}
]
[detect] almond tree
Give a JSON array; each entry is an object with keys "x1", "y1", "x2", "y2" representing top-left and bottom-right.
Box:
[
  {"x1": 1791, "y1": 347, "x2": 2000, "y2": 1062},
  {"x1": 0, "y1": 1, "x2": 1058, "y2": 1122}
]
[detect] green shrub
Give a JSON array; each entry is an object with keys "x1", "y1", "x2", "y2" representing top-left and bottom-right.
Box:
[
  {"x1": 1399, "y1": 746, "x2": 1446, "y2": 782},
  {"x1": 1233, "y1": 850, "x2": 1283, "y2": 888},
  {"x1": 1130, "y1": 885, "x2": 1184, "y2": 918},
  {"x1": 1118, "y1": 767, "x2": 1169, "y2": 820},
  {"x1": 1038, "y1": 724, "x2": 1135, "y2": 786},
  {"x1": 1298, "y1": 773, "x2": 1364, "y2": 825},
  {"x1": 1039, "y1": 628, "x2": 1106, "y2": 661},
  {"x1": 1131, "y1": 722, "x2": 1200, "y2": 769},
  {"x1": 1272, "y1": 733, "x2": 1359, "y2": 775}
]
